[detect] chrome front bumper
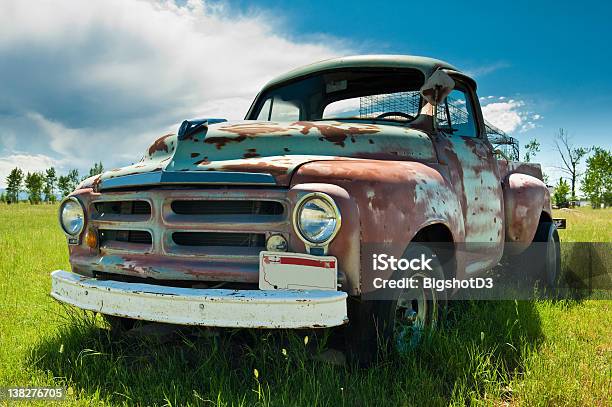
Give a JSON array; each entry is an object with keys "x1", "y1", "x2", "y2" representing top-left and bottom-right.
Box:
[{"x1": 50, "y1": 270, "x2": 348, "y2": 328}]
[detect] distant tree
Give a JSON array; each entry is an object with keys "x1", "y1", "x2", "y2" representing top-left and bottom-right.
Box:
[
  {"x1": 553, "y1": 178, "x2": 570, "y2": 208},
  {"x1": 58, "y1": 169, "x2": 80, "y2": 198},
  {"x1": 523, "y1": 138, "x2": 541, "y2": 163},
  {"x1": 43, "y1": 167, "x2": 58, "y2": 203},
  {"x1": 88, "y1": 161, "x2": 104, "y2": 178},
  {"x1": 67, "y1": 169, "x2": 80, "y2": 190},
  {"x1": 554, "y1": 129, "x2": 589, "y2": 201},
  {"x1": 582, "y1": 147, "x2": 612, "y2": 208},
  {"x1": 0, "y1": 192, "x2": 6, "y2": 203},
  {"x1": 24, "y1": 172, "x2": 44, "y2": 204},
  {"x1": 5, "y1": 167, "x2": 24, "y2": 204},
  {"x1": 57, "y1": 176, "x2": 70, "y2": 198}
]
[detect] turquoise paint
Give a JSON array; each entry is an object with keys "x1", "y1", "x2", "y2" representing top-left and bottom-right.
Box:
[{"x1": 85, "y1": 120, "x2": 437, "y2": 188}]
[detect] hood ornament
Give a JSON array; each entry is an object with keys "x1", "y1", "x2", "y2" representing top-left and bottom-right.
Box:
[{"x1": 178, "y1": 118, "x2": 227, "y2": 140}]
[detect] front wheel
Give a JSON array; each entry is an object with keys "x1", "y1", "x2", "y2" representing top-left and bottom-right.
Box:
[
  {"x1": 103, "y1": 314, "x2": 138, "y2": 334},
  {"x1": 345, "y1": 245, "x2": 447, "y2": 366},
  {"x1": 392, "y1": 269, "x2": 441, "y2": 353}
]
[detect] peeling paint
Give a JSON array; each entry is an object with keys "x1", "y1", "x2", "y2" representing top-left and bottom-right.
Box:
[
  {"x1": 66, "y1": 57, "x2": 551, "y2": 307},
  {"x1": 148, "y1": 134, "x2": 173, "y2": 156}
]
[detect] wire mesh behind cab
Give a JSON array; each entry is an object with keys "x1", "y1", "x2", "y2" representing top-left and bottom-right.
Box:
[
  {"x1": 359, "y1": 91, "x2": 421, "y2": 120},
  {"x1": 357, "y1": 91, "x2": 519, "y2": 162}
]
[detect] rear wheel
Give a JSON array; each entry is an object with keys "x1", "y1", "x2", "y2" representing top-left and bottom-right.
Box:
[
  {"x1": 345, "y1": 245, "x2": 447, "y2": 366},
  {"x1": 533, "y1": 222, "x2": 561, "y2": 289}
]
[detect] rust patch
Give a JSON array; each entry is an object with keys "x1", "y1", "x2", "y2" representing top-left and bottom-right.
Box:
[
  {"x1": 441, "y1": 140, "x2": 468, "y2": 221},
  {"x1": 191, "y1": 153, "x2": 200, "y2": 158},
  {"x1": 219, "y1": 161, "x2": 289, "y2": 175},
  {"x1": 292, "y1": 122, "x2": 380, "y2": 147},
  {"x1": 148, "y1": 134, "x2": 173, "y2": 156},
  {"x1": 205, "y1": 135, "x2": 247, "y2": 150},
  {"x1": 217, "y1": 123, "x2": 292, "y2": 137},
  {"x1": 194, "y1": 157, "x2": 210, "y2": 166},
  {"x1": 243, "y1": 148, "x2": 261, "y2": 159},
  {"x1": 91, "y1": 176, "x2": 102, "y2": 193},
  {"x1": 217, "y1": 159, "x2": 294, "y2": 183}
]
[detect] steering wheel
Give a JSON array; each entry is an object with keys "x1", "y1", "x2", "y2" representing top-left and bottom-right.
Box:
[{"x1": 376, "y1": 111, "x2": 415, "y2": 120}]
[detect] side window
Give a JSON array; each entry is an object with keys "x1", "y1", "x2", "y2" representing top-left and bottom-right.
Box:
[
  {"x1": 437, "y1": 88, "x2": 478, "y2": 137},
  {"x1": 269, "y1": 97, "x2": 300, "y2": 121},
  {"x1": 255, "y1": 97, "x2": 300, "y2": 121},
  {"x1": 256, "y1": 98, "x2": 272, "y2": 121}
]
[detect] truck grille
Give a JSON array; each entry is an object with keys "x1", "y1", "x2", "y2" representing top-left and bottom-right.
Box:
[
  {"x1": 88, "y1": 189, "x2": 289, "y2": 266},
  {"x1": 172, "y1": 232, "x2": 265, "y2": 247},
  {"x1": 100, "y1": 229, "x2": 153, "y2": 244},
  {"x1": 171, "y1": 200, "x2": 283, "y2": 216},
  {"x1": 94, "y1": 200, "x2": 151, "y2": 216}
]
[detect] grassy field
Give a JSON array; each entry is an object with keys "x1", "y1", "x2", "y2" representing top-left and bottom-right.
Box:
[{"x1": 0, "y1": 204, "x2": 610, "y2": 406}]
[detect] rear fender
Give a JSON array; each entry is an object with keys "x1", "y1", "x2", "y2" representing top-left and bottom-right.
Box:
[{"x1": 503, "y1": 172, "x2": 551, "y2": 254}]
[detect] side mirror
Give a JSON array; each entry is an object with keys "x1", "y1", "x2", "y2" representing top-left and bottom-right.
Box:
[{"x1": 420, "y1": 70, "x2": 455, "y2": 106}]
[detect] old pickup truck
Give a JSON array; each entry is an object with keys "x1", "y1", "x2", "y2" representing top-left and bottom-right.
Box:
[{"x1": 51, "y1": 55, "x2": 560, "y2": 362}]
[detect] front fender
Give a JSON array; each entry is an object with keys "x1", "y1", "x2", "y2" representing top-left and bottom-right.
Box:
[{"x1": 292, "y1": 159, "x2": 465, "y2": 293}]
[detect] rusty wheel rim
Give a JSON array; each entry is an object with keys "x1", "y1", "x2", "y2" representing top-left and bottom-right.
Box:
[{"x1": 393, "y1": 273, "x2": 437, "y2": 353}]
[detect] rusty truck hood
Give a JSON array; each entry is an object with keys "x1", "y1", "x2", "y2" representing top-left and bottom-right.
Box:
[{"x1": 85, "y1": 120, "x2": 436, "y2": 189}]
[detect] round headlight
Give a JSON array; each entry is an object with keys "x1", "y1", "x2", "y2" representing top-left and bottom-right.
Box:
[
  {"x1": 59, "y1": 198, "x2": 85, "y2": 236},
  {"x1": 295, "y1": 193, "x2": 341, "y2": 245}
]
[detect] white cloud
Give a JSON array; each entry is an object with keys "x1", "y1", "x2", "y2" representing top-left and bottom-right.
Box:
[
  {"x1": 481, "y1": 97, "x2": 542, "y2": 134},
  {"x1": 0, "y1": 154, "x2": 62, "y2": 188},
  {"x1": 0, "y1": 0, "x2": 348, "y2": 174},
  {"x1": 482, "y1": 101, "x2": 524, "y2": 133},
  {"x1": 464, "y1": 61, "x2": 509, "y2": 77},
  {"x1": 26, "y1": 113, "x2": 84, "y2": 159}
]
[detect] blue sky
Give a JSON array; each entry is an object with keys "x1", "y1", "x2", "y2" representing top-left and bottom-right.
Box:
[
  {"x1": 0, "y1": 0, "x2": 610, "y2": 189},
  {"x1": 229, "y1": 0, "x2": 611, "y2": 156}
]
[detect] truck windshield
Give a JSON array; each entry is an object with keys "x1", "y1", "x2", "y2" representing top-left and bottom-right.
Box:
[{"x1": 247, "y1": 69, "x2": 425, "y2": 124}]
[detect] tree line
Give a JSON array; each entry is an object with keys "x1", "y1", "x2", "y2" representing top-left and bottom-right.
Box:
[
  {"x1": 0, "y1": 162, "x2": 104, "y2": 204},
  {"x1": 517, "y1": 128, "x2": 610, "y2": 209}
]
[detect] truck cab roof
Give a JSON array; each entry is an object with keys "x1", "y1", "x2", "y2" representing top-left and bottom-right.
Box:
[{"x1": 263, "y1": 55, "x2": 466, "y2": 90}]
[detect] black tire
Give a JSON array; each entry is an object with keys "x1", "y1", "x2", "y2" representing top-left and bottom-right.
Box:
[
  {"x1": 345, "y1": 245, "x2": 447, "y2": 366},
  {"x1": 532, "y1": 222, "x2": 562, "y2": 290}
]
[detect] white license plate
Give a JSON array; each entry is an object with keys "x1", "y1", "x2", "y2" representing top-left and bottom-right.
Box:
[{"x1": 259, "y1": 251, "x2": 338, "y2": 290}]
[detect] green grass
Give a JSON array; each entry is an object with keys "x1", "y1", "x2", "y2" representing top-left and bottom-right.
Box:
[
  {"x1": 554, "y1": 207, "x2": 612, "y2": 242},
  {"x1": 0, "y1": 203, "x2": 610, "y2": 406}
]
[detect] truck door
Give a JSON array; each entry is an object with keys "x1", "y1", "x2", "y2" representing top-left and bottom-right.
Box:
[{"x1": 433, "y1": 80, "x2": 504, "y2": 274}]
